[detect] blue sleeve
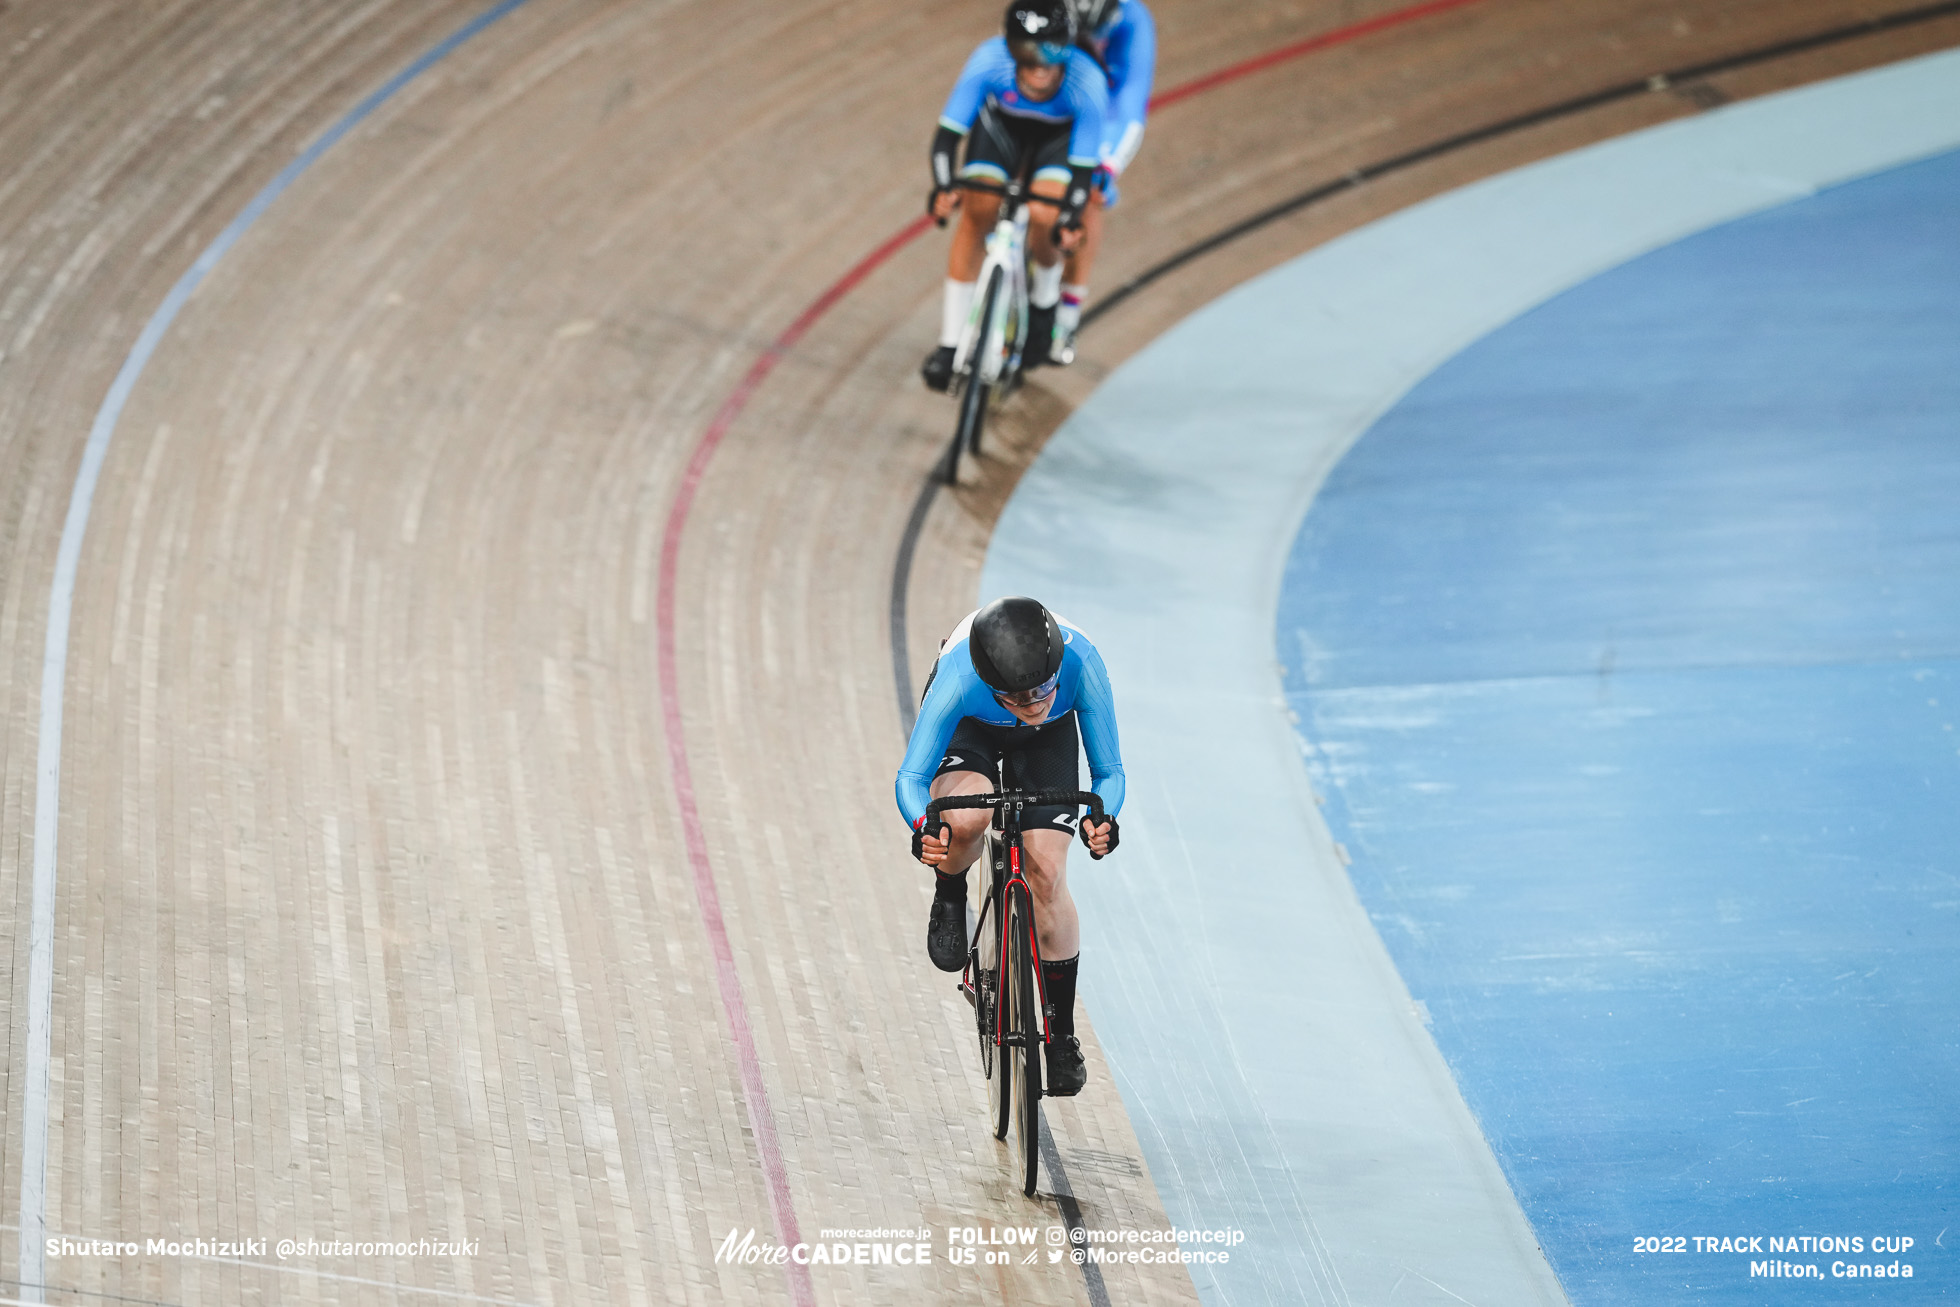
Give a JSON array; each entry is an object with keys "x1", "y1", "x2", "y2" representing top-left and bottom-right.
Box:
[
  {"x1": 1062, "y1": 50, "x2": 1111, "y2": 168},
  {"x1": 939, "y1": 39, "x2": 1005, "y2": 135},
  {"x1": 1072, "y1": 645, "x2": 1126, "y2": 818},
  {"x1": 896, "y1": 665, "x2": 969, "y2": 826},
  {"x1": 1104, "y1": 2, "x2": 1156, "y2": 146}
]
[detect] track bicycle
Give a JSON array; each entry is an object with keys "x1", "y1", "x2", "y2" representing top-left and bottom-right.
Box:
[
  {"x1": 934, "y1": 170, "x2": 1077, "y2": 485},
  {"x1": 924, "y1": 787, "x2": 1105, "y2": 1197}
]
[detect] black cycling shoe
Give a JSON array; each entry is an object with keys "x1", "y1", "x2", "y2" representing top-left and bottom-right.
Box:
[
  {"x1": 921, "y1": 345, "x2": 956, "y2": 392},
  {"x1": 927, "y1": 894, "x2": 967, "y2": 972},
  {"x1": 1046, "y1": 1035, "x2": 1087, "y2": 1096},
  {"x1": 1023, "y1": 304, "x2": 1057, "y2": 370}
]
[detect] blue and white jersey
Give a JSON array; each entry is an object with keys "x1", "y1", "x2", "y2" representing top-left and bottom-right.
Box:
[
  {"x1": 1082, "y1": 0, "x2": 1157, "y2": 173},
  {"x1": 895, "y1": 610, "x2": 1126, "y2": 827},
  {"x1": 938, "y1": 38, "x2": 1111, "y2": 171}
]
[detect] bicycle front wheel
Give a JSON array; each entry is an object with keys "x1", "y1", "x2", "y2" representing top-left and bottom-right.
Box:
[
  {"x1": 947, "y1": 266, "x2": 1003, "y2": 480},
  {"x1": 1008, "y1": 885, "x2": 1042, "y2": 1196},
  {"x1": 957, "y1": 362, "x2": 992, "y2": 464},
  {"x1": 982, "y1": 837, "x2": 1013, "y2": 1142}
]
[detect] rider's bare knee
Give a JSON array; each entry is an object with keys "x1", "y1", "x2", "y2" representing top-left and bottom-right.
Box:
[
  {"x1": 1020, "y1": 849, "x2": 1067, "y2": 901},
  {"x1": 961, "y1": 193, "x2": 1003, "y2": 228},
  {"x1": 946, "y1": 809, "x2": 990, "y2": 844}
]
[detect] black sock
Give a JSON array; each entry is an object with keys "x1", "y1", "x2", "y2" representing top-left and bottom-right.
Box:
[
  {"x1": 1042, "y1": 953, "x2": 1080, "y2": 1039},
  {"x1": 934, "y1": 868, "x2": 969, "y2": 902}
]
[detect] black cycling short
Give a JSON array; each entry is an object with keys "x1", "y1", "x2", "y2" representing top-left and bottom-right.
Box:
[
  {"x1": 960, "y1": 102, "x2": 1075, "y2": 189},
  {"x1": 931, "y1": 712, "x2": 1082, "y2": 836}
]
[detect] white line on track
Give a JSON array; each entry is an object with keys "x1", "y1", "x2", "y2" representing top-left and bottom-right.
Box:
[{"x1": 16, "y1": 3, "x2": 532, "y2": 1301}]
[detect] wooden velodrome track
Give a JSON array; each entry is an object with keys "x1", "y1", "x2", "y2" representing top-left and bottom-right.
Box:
[{"x1": 3, "y1": 1, "x2": 1956, "y2": 1304}]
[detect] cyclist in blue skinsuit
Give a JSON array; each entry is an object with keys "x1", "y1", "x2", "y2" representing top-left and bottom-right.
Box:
[
  {"x1": 1054, "y1": 0, "x2": 1156, "y2": 361},
  {"x1": 921, "y1": 0, "x2": 1109, "y2": 392},
  {"x1": 898, "y1": 597, "x2": 1124, "y2": 1096}
]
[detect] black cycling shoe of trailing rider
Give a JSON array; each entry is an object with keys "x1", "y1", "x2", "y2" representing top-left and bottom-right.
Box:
[
  {"x1": 1046, "y1": 1035, "x2": 1087, "y2": 1096},
  {"x1": 1024, "y1": 304, "x2": 1057, "y2": 370},
  {"x1": 922, "y1": 345, "x2": 957, "y2": 392},
  {"x1": 927, "y1": 890, "x2": 967, "y2": 972}
]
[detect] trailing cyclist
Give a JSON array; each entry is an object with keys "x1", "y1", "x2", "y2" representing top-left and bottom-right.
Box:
[
  {"x1": 921, "y1": 0, "x2": 1110, "y2": 392},
  {"x1": 896, "y1": 597, "x2": 1124, "y2": 1096},
  {"x1": 1054, "y1": 0, "x2": 1157, "y2": 362}
]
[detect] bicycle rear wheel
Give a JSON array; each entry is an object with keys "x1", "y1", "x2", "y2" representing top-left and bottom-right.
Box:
[
  {"x1": 972, "y1": 910, "x2": 995, "y2": 1088},
  {"x1": 1006, "y1": 885, "x2": 1042, "y2": 1196}
]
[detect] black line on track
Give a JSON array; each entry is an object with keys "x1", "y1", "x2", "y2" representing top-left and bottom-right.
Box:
[
  {"x1": 883, "y1": 2, "x2": 1960, "y2": 1273},
  {"x1": 891, "y1": 470, "x2": 940, "y2": 734},
  {"x1": 1039, "y1": 1120, "x2": 1112, "y2": 1307}
]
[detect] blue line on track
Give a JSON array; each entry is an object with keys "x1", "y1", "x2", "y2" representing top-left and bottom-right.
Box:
[{"x1": 19, "y1": 2, "x2": 533, "y2": 1298}]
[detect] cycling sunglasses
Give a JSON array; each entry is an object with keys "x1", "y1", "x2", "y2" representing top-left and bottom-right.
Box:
[
  {"x1": 993, "y1": 671, "x2": 1061, "y2": 709},
  {"x1": 1007, "y1": 38, "x2": 1072, "y2": 66}
]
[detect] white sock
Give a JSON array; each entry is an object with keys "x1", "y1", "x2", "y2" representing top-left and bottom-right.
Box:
[
  {"x1": 940, "y1": 279, "x2": 977, "y2": 347},
  {"x1": 1057, "y1": 283, "x2": 1087, "y2": 334},
  {"x1": 1030, "y1": 260, "x2": 1064, "y2": 309}
]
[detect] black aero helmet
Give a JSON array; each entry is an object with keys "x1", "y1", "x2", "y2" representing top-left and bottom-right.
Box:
[
  {"x1": 1004, "y1": 0, "x2": 1077, "y2": 63},
  {"x1": 970, "y1": 596, "x2": 1064, "y2": 693}
]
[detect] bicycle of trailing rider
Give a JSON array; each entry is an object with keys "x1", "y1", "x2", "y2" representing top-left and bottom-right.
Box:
[
  {"x1": 925, "y1": 786, "x2": 1105, "y2": 1198},
  {"x1": 936, "y1": 169, "x2": 1073, "y2": 484}
]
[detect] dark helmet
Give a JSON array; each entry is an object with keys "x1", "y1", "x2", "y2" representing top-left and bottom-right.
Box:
[
  {"x1": 1070, "y1": 0, "x2": 1122, "y2": 34},
  {"x1": 969, "y1": 596, "x2": 1064, "y2": 693},
  {"x1": 1004, "y1": 0, "x2": 1077, "y2": 64}
]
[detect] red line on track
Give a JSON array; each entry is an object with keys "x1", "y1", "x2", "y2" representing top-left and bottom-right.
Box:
[
  {"x1": 654, "y1": 218, "x2": 928, "y2": 1307},
  {"x1": 651, "y1": 3, "x2": 1486, "y2": 1298},
  {"x1": 1151, "y1": 0, "x2": 1486, "y2": 110}
]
